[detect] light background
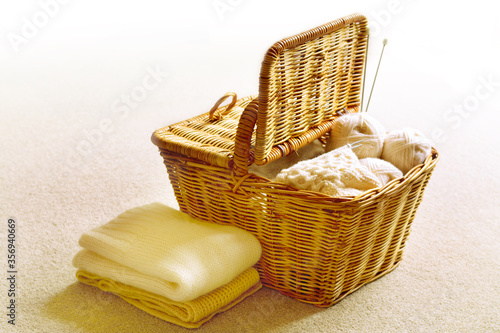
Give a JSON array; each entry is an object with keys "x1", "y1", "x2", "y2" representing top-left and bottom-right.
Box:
[
  {"x1": 2, "y1": 1, "x2": 500, "y2": 150},
  {"x1": 1, "y1": 1, "x2": 499, "y2": 332}
]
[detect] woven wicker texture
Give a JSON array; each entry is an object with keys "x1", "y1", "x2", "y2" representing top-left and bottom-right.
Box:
[
  {"x1": 152, "y1": 14, "x2": 368, "y2": 167},
  {"x1": 152, "y1": 95, "x2": 256, "y2": 168},
  {"x1": 256, "y1": 13, "x2": 368, "y2": 164},
  {"x1": 152, "y1": 13, "x2": 440, "y2": 306},
  {"x1": 159, "y1": 146, "x2": 438, "y2": 306}
]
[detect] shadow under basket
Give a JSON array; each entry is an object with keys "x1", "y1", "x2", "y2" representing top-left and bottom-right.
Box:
[{"x1": 151, "y1": 13, "x2": 439, "y2": 307}]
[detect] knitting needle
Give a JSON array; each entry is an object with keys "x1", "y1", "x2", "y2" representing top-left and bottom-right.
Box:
[
  {"x1": 347, "y1": 139, "x2": 365, "y2": 150},
  {"x1": 365, "y1": 38, "x2": 388, "y2": 113},
  {"x1": 360, "y1": 29, "x2": 370, "y2": 113}
]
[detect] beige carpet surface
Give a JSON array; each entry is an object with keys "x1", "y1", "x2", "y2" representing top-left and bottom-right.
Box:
[{"x1": 1, "y1": 1, "x2": 499, "y2": 332}]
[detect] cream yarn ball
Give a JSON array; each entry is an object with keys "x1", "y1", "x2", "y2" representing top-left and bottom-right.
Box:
[
  {"x1": 326, "y1": 113, "x2": 386, "y2": 159},
  {"x1": 359, "y1": 158, "x2": 403, "y2": 186},
  {"x1": 381, "y1": 127, "x2": 432, "y2": 174}
]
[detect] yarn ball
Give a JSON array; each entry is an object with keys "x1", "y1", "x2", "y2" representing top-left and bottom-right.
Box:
[
  {"x1": 359, "y1": 158, "x2": 403, "y2": 186},
  {"x1": 381, "y1": 127, "x2": 432, "y2": 174},
  {"x1": 326, "y1": 113, "x2": 386, "y2": 159}
]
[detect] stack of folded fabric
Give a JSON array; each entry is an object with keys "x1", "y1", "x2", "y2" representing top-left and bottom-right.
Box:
[{"x1": 72, "y1": 203, "x2": 263, "y2": 328}]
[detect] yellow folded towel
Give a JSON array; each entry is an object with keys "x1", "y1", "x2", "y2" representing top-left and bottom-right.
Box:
[
  {"x1": 76, "y1": 203, "x2": 262, "y2": 302},
  {"x1": 76, "y1": 268, "x2": 262, "y2": 328}
]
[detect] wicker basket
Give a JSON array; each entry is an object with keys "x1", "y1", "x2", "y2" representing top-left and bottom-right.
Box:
[{"x1": 152, "y1": 13, "x2": 439, "y2": 307}]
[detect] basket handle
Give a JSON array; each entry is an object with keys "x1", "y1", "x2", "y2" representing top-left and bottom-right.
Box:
[
  {"x1": 209, "y1": 92, "x2": 238, "y2": 121},
  {"x1": 233, "y1": 98, "x2": 339, "y2": 175},
  {"x1": 233, "y1": 99, "x2": 259, "y2": 176}
]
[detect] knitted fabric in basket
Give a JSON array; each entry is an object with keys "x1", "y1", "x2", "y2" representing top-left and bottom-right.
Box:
[{"x1": 274, "y1": 145, "x2": 382, "y2": 197}]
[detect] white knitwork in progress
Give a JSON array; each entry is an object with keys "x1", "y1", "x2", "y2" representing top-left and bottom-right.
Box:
[{"x1": 274, "y1": 145, "x2": 383, "y2": 198}]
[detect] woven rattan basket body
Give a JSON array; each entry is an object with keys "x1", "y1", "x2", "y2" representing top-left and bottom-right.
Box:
[{"x1": 152, "y1": 14, "x2": 439, "y2": 307}]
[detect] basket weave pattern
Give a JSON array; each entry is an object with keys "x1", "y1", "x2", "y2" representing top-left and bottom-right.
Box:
[
  {"x1": 158, "y1": 117, "x2": 438, "y2": 306},
  {"x1": 152, "y1": 14, "x2": 439, "y2": 307},
  {"x1": 256, "y1": 14, "x2": 367, "y2": 164}
]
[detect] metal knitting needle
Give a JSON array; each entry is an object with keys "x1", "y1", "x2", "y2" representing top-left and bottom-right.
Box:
[
  {"x1": 360, "y1": 31, "x2": 370, "y2": 113},
  {"x1": 365, "y1": 38, "x2": 388, "y2": 113},
  {"x1": 347, "y1": 139, "x2": 365, "y2": 150}
]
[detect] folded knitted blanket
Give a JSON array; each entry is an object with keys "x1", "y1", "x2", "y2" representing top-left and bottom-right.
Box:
[
  {"x1": 274, "y1": 146, "x2": 382, "y2": 197},
  {"x1": 75, "y1": 203, "x2": 262, "y2": 302},
  {"x1": 75, "y1": 268, "x2": 261, "y2": 328}
]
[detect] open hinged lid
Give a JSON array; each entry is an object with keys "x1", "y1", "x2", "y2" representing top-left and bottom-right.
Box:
[{"x1": 152, "y1": 13, "x2": 368, "y2": 169}]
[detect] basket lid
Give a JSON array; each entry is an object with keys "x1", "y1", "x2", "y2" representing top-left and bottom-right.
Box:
[
  {"x1": 152, "y1": 14, "x2": 368, "y2": 168},
  {"x1": 254, "y1": 13, "x2": 368, "y2": 164}
]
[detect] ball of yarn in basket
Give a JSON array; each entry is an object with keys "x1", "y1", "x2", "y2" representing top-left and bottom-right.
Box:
[
  {"x1": 359, "y1": 158, "x2": 403, "y2": 186},
  {"x1": 381, "y1": 127, "x2": 432, "y2": 174},
  {"x1": 326, "y1": 113, "x2": 386, "y2": 159}
]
